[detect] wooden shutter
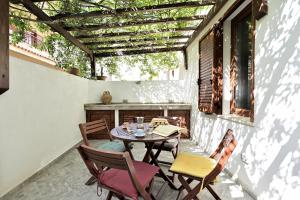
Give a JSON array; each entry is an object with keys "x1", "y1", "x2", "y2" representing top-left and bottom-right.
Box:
[
  {"x1": 253, "y1": 0, "x2": 268, "y2": 20},
  {"x1": 198, "y1": 24, "x2": 223, "y2": 114},
  {"x1": 0, "y1": 0, "x2": 9, "y2": 95}
]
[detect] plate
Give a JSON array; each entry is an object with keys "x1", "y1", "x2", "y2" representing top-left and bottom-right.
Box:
[{"x1": 134, "y1": 130, "x2": 145, "y2": 137}]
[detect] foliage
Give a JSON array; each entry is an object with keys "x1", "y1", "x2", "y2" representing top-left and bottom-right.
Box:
[
  {"x1": 42, "y1": 34, "x2": 90, "y2": 77},
  {"x1": 9, "y1": 0, "x2": 211, "y2": 79}
]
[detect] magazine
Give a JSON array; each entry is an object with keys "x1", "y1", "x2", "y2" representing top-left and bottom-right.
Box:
[{"x1": 152, "y1": 124, "x2": 179, "y2": 137}]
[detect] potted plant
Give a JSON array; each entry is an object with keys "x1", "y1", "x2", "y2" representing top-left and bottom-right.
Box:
[{"x1": 69, "y1": 67, "x2": 80, "y2": 76}]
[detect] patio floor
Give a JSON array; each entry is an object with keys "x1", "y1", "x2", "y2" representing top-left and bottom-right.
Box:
[{"x1": 1, "y1": 140, "x2": 254, "y2": 200}]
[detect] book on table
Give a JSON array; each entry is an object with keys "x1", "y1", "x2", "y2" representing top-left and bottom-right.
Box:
[{"x1": 153, "y1": 124, "x2": 179, "y2": 137}]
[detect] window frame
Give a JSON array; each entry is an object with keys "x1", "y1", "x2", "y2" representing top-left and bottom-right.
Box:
[{"x1": 230, "y1": 3, "x2": 255, "y2": 121}]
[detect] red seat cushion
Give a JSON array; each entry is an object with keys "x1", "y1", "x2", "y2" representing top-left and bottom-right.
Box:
[{"x1": 99, "y1": 161, "x2": 159, "y2": 199}]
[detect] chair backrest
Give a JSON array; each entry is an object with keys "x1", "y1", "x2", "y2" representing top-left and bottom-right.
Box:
[
  {"x1": 157, "y1": 116, "x2": 180, "y2": 126},
  {"x1": 209, "y1": 129, "x2": 234, "y2": 160},
  {"x1": 79, "y1": 119, "x2": 112, "y2": 146},
  {"x1": 77, "y1": 144, "x2": 147, "y2": 197},
  {"x1": 77, "y1": 144, "x2": 129, "y2": 177},
  {"x1": 205, "y1": 129, "x2": 237, "y2": 186}
]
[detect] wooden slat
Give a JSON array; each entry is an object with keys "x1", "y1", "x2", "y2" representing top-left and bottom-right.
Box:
[
  {"x1": 63, "y1": 16, "x2": 205, "y2": 31},
  {"x1": 85, "y1": 119, "x2": 105, "y2": 126},
  {"x1": 95, "y1": 47, "x2": 183, "y2": 57},
  {"x1": 198, "y1": 31, "x2": 214, "y2": 113},
  {"x1": 75, "y1": 27, "x2": 196, "y2": 39},
  {"x1": 0, "y1": 0, "x2": 9, "y2": 94},
  {"x1": 51, "y1": 1, "x2": 215, "y2": 21},
  {"x1": 84, "y1": 35, "x2": 189, "y2": 46},
  {"x1": 86, "y1": 126, "x2": 108, "y2": 134},
  {"x1": 93, "y1": 42, "x2": 186, "y2": 51},
  {"x1": 86, "y1": 122, "x2": 107, "y2": 131}
]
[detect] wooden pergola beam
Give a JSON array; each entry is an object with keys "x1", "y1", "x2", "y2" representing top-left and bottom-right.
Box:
[
  {"x1": 51, "y1": 1, "x2": 215, "y2": 21},
  {"x1": 84, "y1": 35, "x2": 190, "y2": 46},
  {"x1": 0, "y1": 0, "x2": 9, "y2": 94},
  {"x1": 10, "y1": 0, "x2": 58, "y2": 3},
  {"x1": 75, "y1": 27, "x2": 196, "y2": 39},
  {"x1": 20, "y1": 0, "x2": 93, "y2": 56},
  {"x1": 94, "y1": 42, "x2": 186, "y2": 51},
  {"x1": 64, "y1": 16, "x2": 205, "y2": 31},
  {"x1": 94, "y1": 47, "x2": 183, "y2": 57},
  {"x1": 185, "y1": 0, "x2": 226, "y2": 47}
]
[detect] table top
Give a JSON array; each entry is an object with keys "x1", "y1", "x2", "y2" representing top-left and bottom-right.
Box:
[{"x1": 111, "y1": 123, "x2": 179, "y2": 143}]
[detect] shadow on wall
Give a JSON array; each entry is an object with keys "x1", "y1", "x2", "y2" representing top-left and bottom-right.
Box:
[
  {"x1": 131, "y1": 80, "x2": 189, "y2": 103},
  {"x1": 247, "y1": 0, "x2": 300, "y2": 199},
  {"x1": 185, "y1": 0, "x2": 300, "y2": 199}
]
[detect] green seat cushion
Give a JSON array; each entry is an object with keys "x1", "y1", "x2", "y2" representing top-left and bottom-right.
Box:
[{"x1": 98, "y1": 141, "x2": 126, "y2": 152}]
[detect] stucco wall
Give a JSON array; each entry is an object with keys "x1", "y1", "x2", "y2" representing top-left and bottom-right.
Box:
[
  {"x1": 0, "y1": 56, "x2": 88, "y2": 197},
  {"x1": 87, "y1": 79, "x2": 189, "y2": 104},
  {"x1": 0, "y1": 56, "x2": 189, "y2": 197},
  {"x1": 185, "y1": 0, "x2": 300, "y2": 199}
]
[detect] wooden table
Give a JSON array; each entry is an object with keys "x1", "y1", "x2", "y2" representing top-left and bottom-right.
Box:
[{"x1": 111, "y1": 124, "x2": 178, "y2": 189}]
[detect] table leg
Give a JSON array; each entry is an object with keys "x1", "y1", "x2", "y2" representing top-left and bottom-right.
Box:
[
  {"x1": 144, "y1": 142, "x2": 177, "y2": 190},
  {"x1": 149, "y1": 150, "x2": 177, "y2": 190},
  {"x1": 143, "y1": 142, "x2": 154, "y2": 163},
  {"x1": 123, "y1": 141, "x2": 135, "y2": 160}
]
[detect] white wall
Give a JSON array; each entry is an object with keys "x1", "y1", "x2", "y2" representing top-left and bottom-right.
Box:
[
  {"x1": 0, "y1": 56, "x2": 88, "y2": 197},
  {"x1": 0, "y1": 55, "x2": 190, "y2": 197},
  {"x1": 185, "y1": 0, "x2": 300, "y2": 199},
  {"x1": 88, "y1": 79, "x2": 189, "y2": 104}
]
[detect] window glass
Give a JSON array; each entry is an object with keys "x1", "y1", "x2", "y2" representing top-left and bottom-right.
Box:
[{"x1": 234, "y1": 13, "x2": 252, "y2": 110}]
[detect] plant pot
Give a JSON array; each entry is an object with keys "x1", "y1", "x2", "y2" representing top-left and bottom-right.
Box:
[
  {"x1": 69, "y1": 67, "x2": 79, "y2": 76},
  {"x1": 97, "y1": 75, "x2": 107, "y2": 80}
]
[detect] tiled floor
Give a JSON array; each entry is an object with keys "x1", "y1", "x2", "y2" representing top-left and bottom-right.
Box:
[{"x1": 1, "y1": 140, "x2": 254, "y2": 200}]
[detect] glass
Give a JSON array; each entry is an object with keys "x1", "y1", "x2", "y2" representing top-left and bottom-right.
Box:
[
  {"x1": 147, "y1": 124, "x2": 154, "y2": 135},
  {"x1": 136, "y1": 117, "x2": 144, "y2": 129},
  {"x1": 233, "y1": 12, "x2": 252, "y2": 110},
  {"x1": 126, "y1": 123, "x2": 134, "y2": 134}
]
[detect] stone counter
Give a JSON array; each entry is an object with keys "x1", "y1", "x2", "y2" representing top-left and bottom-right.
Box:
[{"x1": 84, "y1": 103, "x2": 192, "y2": 110}]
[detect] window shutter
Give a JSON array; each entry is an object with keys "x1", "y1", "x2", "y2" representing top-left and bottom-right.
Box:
[{"x1": 198, "y1": 24, "x2": 223, "y2": 114}]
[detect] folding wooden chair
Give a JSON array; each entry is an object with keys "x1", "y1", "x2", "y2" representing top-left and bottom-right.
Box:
[
  {"x1": 79, "y1": 119, "x2": 127, "y2": 152},
  {"x1": 79, "y1": 119, "x2": 129, "y2": 185},
  {"x1": 169, "y1": 129, "x2": 237, "y2": 200},
  {"x1": 152, "y1": 116, "x2": 181, "y2": 166},
  {"x1": 77, "y1": 144, "x2": 159, "y2": 200}
]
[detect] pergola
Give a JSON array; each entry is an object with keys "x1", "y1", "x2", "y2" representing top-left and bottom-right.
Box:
[{"x1": 5, "y1": 0, "x2": 229, "y2": 77}]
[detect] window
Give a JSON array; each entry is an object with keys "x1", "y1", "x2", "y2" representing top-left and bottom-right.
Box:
[
  {"x1": 198, "y1": 24, "x2": 223, "y2": 114},
  {"x1": 230, "y1": 3, "x2": 254, "y2": 120}
]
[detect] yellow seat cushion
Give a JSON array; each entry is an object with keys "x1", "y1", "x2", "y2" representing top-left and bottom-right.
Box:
[{"x1": 170, "y1": 152, "x2": 216, "y2": 179}]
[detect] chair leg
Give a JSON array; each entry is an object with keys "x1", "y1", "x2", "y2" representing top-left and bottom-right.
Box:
[
  {"x1": 206, "y1": 185, "x2": 221, "y2": 200},
  {"x1": 178, "y1": 175, "x2": 200, "y2": 200},
  {"x1": 106, "y1": 191, "x2": 113, "y2": 200},
  {"x1": 150, "y1": 142, "x2": 165, "y2": 165},
  {"x1": 85, "y1": 176, "x2": 97, "y2": 185},
  {"x1": 176, "y1": 186, "x2": 184, "y2": 200}
]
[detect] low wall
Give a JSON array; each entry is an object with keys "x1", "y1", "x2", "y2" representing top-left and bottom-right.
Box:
[
  {"x1": 88, "y1": 79, "x2": 189, "y2": 104},
  {"x1": 0, "y1": 55, "x2": 191, "y2": 197},
  {"x1": 0, "y1": 56, "x2": 88, "y2": 197}
]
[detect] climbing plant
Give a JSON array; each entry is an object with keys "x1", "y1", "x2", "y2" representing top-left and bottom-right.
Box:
[{"x1": 9, "y1": 0, "x2": 211, "y2": 79}]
